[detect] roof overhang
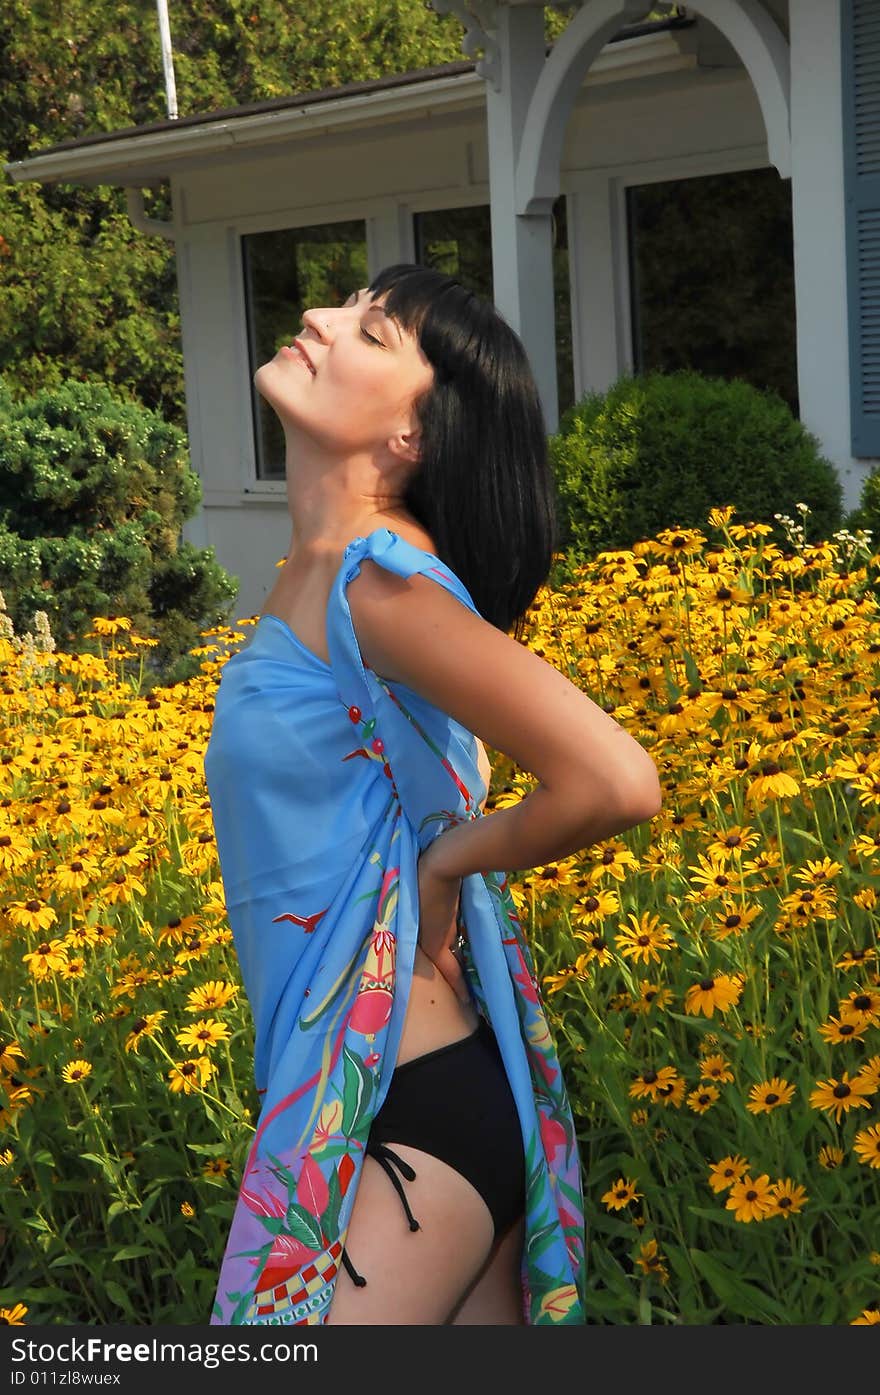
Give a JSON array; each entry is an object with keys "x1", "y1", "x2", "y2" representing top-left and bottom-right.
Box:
[{"x1": 4, "y1": 24, "x2": 697, "y2": 189}]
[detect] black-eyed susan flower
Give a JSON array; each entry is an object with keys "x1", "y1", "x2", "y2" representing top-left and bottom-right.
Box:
[
  {"x1": 168, "y1": 1057, "x2": 215, "y2": 1094},
  {"x1": 61, "y1": 1059, "x2": 93, "y2": 1084},
  {"x1": 767, "y1": 1178, "x2": 808, "y2": 1218},
  {"x1": 0, "y1": 1303, "x2": 28, "y2": 1325},
  {"x1": 746, "y1": 1077, "x2": 795, "y2": 1115},
  {"x1": 839, "y1": 987, "x2": 880, "y2": 1029},
  {"x1": 684, "y1": 972, "x2": 744, "y2": 1018},
  {"x1": 0, "y1": 1041, "x2": 25, "y2": 1073},
  {"x1": 705, "y1": 823, "x2": 762, "y2": 862},
  {"x1": 571, "y1": 931, "x2": 614, "y2": 967},
  {"x1": 586, "y1": 840, "x2": 640, "y2": 885},
  {"x1": 850, "y1": 1308, "x2": 880, "y2": 1325},
  {"x1": 700, "y1": 1054, "x2": 735, "y2": 1084},
  {"x1": 836, "y1": 945, "x2": 878, "y2": 972},
  {"x1": 571, "y1": 888, "x2": 620, "y2": 928},
  {"x1": 633, "y1": 1238, "x2": 669, "y2": 1282},
  {"x1": 856, "y1": 1056, "x2": 880, "y2": 1092},
  {"x1": 818, "y1": 1144, "x2": 845, "y2": 1170},
  {"x1": 180, "y1": 1201, "x2": 195, "y2": 1218},
  {"x1": 124, "y1": 1010, "x2": 167, "y2": 1054},
  {"x1": 630, "y1": 1109, "x2": 649, "y2": 1127},
  {"x1": 656, "y1": 1075, "x2": 687, "y2": 1109},
  {"x1": 809, "y1": 1070, "x2": 875, "y2": 1123},
  {"x1": 817, "y1": 1013, "x2": 869, "y2": 1045},
  {"x1": 631, "y1": 980, "x2": 674, "y2": 1015},
  {"x1": 707, "y1": 1155, "x2": 750, "y2": 1193},
  {"x1": 0, "y1": 1147, "x2": 15, "y2": 1167},
  {"x1": 542, "y1": 967, "x2": 578, "y2": 995},
  {"x1": 601, "y1": 1176, "x2": 643, "y2": 1211},
  {"x1": 21, "y1": 939, "x2": 68, "y2": 979},
  {"x1": 202, "y1": 1157, "x2": 230, "y2": 1179},
  {"x1": 185, "y1": 980, "x2": 238, "y2": 1013},
  {"x1": 687, "y1": 1084, "x2": 720, "y2": 1113},
  {"x1": 615, "y1": 911, "x2": 676, "y2": 964},
  {"x1": 629, "y1": 1065, "x2": 680, "y2": 1102},
  {"x1": 6, "y1": 898, "x2": 58, "y2": 935},
  {"x1": 853, "y1": 1122, "x2": 880, "y2": 1169},
  {"x1": 726, "y1": 1173, "x2": 775, "y2": 1222},
  {"x1": 174, "y1": 1018, "x2": 231, "y2": 1053},
  {"x1": 708, "y1": 902, "x2": 762, "y2": 941}
]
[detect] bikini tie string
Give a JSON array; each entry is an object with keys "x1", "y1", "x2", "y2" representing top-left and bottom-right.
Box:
[{"x1": 340, "y1": 1142, "x2": 421, "y2": 1288}]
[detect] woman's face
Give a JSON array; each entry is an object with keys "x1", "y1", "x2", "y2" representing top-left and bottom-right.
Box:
[{"x1": 255, "y1": 287, "x2": 434, "y2": 460}]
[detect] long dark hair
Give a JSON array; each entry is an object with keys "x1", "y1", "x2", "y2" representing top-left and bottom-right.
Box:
[{"x1": 367, "y1": 263, "x2": 558, "y2": 640}]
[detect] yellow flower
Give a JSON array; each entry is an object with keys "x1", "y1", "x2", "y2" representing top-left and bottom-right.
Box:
[
  {"x1": 725, "y1": 1174, "x2": 775, "y2": 1223},
  {"x1": 202, "y1": 1157, "x2": 230, "y2": 1179},
  {"x1": 168, "y1": 1057, "x2": 216, "y2": 1094},
  {"x1": 124, "y1": 1011, "x2": 167, "y2": 1054},
  {"x1": 175, "y1": 1018, "x2": 231, "y2": 1053},
  {"x1": 767, "y1": 1178, "x2": 808, "y2": 1219},
  {"x1": 700, "y1": 1054, "x2": 734, "y2": 1084},
  {"x1": 601, "y1": 1176, "x2": 643, "y2": 1211},
  {"x1": 817, "y1": 1013, "x2": 870, "y2": 1045},
  {"x1": 615, "y1": 911, "x2": 676, "y2": 964},
  {"x1": 61, "y1": 1059, "x2": 93, "y2": 1084},
  {"x1": 809, "y1": 1071, "x2": 875, "y2": 1123},
  {"x1": 21, "y1": 938, "x2": 68, "y2": 979},
  {"x1": 0, "y1": 1303, "x2": 28, "y2": 1324},
  {"x1": 684, "y1": 972, "x2": 744, "y2": 1017},
  {"x1": 853, "y1": 1122, "x2": 880, "y2": 1169},
  {"x1": 850, "y1": 1308, "x2": 880, "y2": 1325},
  {"x1": 746, "y1": 1077, "x2": 796, "y2": 1115},
  {"x1": 629, "y1": 1065, "x2": 680, "y2": 1102},
  {"x1": 185, "y1": 980, "x2": 238, "y2": 1013},
  {"x1": 838, "y1": 987, "x2": 880, "y2": 1028},
  {"x1": 687, "y1": 1084, "x2": 720, "y2": 1113},
  {"x1": 634, "y1": 1238, "x2": 669, "y2": 1282},
  {"x1": 180, "y1": 1201, "x2": 195, "y2": 1218},
  {"x1": 817, "y1": 1144, "x2": 845, "y2": 1170},
  {"x1": 707, "y1": 1155, "x2": 750, "y2": 1194}
]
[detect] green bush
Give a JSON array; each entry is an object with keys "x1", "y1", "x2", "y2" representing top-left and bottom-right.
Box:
[
  {"x1": 0, "y1": 378, "x2": 239, "y2": 685},
  {"x1": 549, "y1": 371, "x2": 844, "y2": 563}
]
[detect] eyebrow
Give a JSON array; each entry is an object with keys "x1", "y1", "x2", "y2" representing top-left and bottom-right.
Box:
[{"x1": 348, "y1": 287, "x2": 402, "y2": 344}]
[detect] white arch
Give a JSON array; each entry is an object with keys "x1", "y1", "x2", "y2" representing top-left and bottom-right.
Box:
[{"x1": 515, "y1": 0, "x2": 792, "y2": 215}]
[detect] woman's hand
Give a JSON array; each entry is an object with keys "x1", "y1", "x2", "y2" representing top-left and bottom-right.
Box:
[{"x1": 416, "y1": 844, "x2": 470, "y2": 1005}]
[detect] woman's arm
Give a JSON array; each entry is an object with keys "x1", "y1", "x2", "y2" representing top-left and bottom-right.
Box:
[{"x1": 348, "y1": 561, "x2": 663, "y2": 879}]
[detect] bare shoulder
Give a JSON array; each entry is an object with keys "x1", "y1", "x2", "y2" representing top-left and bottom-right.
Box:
[{"x1": 346, "y1": 558, "x2": 658, "y2": 795}]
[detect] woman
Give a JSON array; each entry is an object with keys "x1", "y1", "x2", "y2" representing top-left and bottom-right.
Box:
[{"x1": 203, "y1": 264, "x2": 661, "y2": 1327}]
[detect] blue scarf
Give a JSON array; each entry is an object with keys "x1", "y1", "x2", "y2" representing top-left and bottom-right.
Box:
[{"x1": 204, "y1": 528, "x2": 586, "y2": 1324}]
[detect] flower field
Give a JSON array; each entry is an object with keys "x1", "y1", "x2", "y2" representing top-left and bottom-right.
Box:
[{"x1": 1, "y1": 505, "x2": 879, "y2": 1324}]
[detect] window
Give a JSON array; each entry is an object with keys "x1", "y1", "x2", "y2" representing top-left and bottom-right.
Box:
[
  {"x1": 242, "y1": 221, "x2": 368, "y2": 480},
  {"x1": 414, "y1": 200, "x2": 574, "y2": 416},
  {"x1": 627, "y1": 168, "x2": 798, "y2": 414}
]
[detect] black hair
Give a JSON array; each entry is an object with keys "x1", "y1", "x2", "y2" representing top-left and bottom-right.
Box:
[{"x1": 367, "y1": 263, "x2": 558, "y2": 640}]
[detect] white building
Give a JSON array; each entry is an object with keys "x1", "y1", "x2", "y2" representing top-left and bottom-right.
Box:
[{"x1": 5, "y1": 1, "x2": 879, "y2": 623}]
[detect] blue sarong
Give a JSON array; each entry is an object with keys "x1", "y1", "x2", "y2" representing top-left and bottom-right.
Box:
[{"x1": 203, "y1": 527, "x2": 587, "y2": 1324}]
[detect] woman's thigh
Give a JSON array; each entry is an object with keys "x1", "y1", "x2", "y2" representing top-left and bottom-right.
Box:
[{"x1": 324, "y1": 1141, "x2": 496, "y2": 1325}]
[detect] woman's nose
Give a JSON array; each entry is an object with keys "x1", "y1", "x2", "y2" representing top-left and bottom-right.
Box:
[{"x1": 300, "y1": 306, "x2": 334, "y2": 340}]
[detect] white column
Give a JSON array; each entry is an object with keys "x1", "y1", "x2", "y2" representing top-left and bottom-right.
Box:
[
  {"x1": 485, "y1": 4, "x2": 560, "y2": 430},
  {"x1": 568, "y1": 178, "x2": 626, "y2": 400},
  {"x1": 789, "y1": 0, "x2": 875, "y2": 515},
  {"x1": 366, "y1": 204, "x2": 416, "y2": 279}
]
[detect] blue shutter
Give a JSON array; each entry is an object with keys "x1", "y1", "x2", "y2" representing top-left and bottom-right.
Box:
[{"x1": 843, "y1": 0, "x2": 880, "y2": 456}]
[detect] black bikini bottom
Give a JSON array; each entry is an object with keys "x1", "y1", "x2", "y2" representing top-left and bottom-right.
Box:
[{"x1": 341, "y1": 1014, "x2": 526, "y2": 1288}]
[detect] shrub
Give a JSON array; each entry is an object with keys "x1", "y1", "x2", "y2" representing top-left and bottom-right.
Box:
[
  {"x1": 549, "y1": 371, "x2": 844, "y2": 565},
  {"x1": 0, "y1": 378, "x2": 239, "y2": 686}
]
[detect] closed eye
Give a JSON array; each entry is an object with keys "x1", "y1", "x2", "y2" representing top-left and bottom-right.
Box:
[{"x1": 361, "y1": 327, "x2": 384, "y2": 346}]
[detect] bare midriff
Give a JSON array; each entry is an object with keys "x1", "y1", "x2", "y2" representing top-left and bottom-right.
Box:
[{"x1": 260, "y1": 517, "x2": 487, "y2": 1070}]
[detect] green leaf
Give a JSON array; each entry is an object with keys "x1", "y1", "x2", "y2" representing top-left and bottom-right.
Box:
[
  {"x1": 689, "y1": 1249, "x2": 790, "y2": 1322},
  {"x1": 111, "y1": 1245, "x2": 153, "y2": 1261},
  {"x1": 340, "y1": 1043, "x2": 373, "y2": 1137},
  {"x1": 285, "y1": 1201, "x2": 323, "y2": 1251}
]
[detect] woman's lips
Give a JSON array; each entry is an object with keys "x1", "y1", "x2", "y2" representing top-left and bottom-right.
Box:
[{"x1": 280, "y1": 340, "x2": 316, "y2": 374}]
